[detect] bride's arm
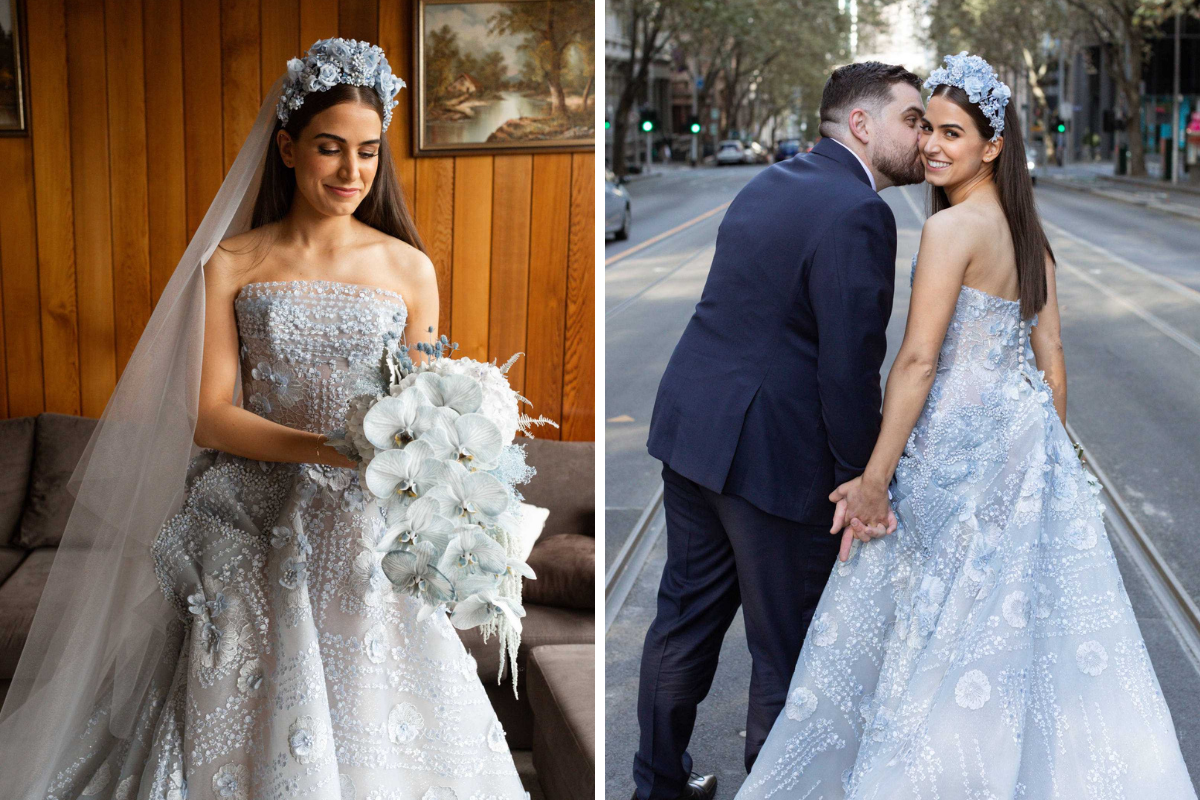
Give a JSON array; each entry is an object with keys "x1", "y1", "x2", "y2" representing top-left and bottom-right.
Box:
[
  {"x1": 840, "y1": 212, "x2": 971, "y2": 524},
  {"x1": 1029, "y1": 252, "x2": 1066, "y2": 426},
  {"x1": 193, "y1": 248, "x2": 354, "y2": 467},
  {"x1": 393, "y1": 248, "x2": 440, "y2": 365}
]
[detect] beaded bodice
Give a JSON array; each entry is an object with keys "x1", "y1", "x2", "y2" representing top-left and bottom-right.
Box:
[
  {"x1": 910, "y1": 254, "x2": 1039, "y2": 381},
  {"x1": 234, "y1": 279, "x2": 407, "y2": 434}
]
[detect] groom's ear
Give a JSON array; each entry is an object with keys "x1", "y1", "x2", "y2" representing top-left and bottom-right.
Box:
[{"x1": 847, "y1": 107, "x2": 872, "y2": 145}]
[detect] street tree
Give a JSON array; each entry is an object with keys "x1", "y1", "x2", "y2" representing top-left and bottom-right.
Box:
[
  {"x1": 924, "y1": 0, "x2": 1068, "y2": 162},
  {"x1": 1060, "y1": 0, "x2": 1197, "y2": 176},
  {"x1": 608, "y1": 0, "x2": 673, "y2": 175}
]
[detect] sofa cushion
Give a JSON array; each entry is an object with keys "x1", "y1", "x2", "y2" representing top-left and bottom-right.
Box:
[
  {"x1": 0, "y1": 417, "x2": 36, "y2": 547},
  {"x1": 15, "y1": 414, "x2": 99, "y2": 549},
  {"x1": 517, "y1": 439, "x2": 594, "y2": 539},
  {"x1": 457, "y1": 603, "x2": 592, "y2": 682},
  {"x1": 529, "y1": 644, "x2": 595, "y2": 800},
  {"x1": 0, "y1": 547, "x2": 57, "y2": 680},
  {"x1": 0, "y1": 547, "x2": 26, "y2": 586},
  {"x1": 523, "y1": 534, "x2": 594, "y2": 610}
]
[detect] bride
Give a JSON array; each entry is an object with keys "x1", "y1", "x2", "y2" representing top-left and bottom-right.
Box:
[
  {"x1": 736, "y1": 53, "x2": 1197, "y2": 799},
  {"x1": 0, "y1": 38, "x2": 528, "y2": 799}
]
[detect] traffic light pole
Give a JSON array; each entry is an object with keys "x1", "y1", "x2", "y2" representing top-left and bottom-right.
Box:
[{"x1": 645, "y1": 130, "x2": 653, "y2": 176}]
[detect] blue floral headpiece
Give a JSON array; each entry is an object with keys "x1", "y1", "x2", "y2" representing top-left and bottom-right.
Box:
[
  {"x1": 924, "y1": 52, "x2": 1011, "y2": 141},
  {"x1": 276, "y1": 38, "x2": 405, "y2": 132}
]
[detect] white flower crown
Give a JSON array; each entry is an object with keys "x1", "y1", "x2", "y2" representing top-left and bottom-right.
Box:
[
  {"x1": 276, "y1": 38, "x2": 405, "y2": 132},
  {"x1": 924, "y1": 51, "x2": 1011, "y2": 141}
]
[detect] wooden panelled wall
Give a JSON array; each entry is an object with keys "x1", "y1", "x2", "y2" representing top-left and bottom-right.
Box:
[{"x1": 0, "y1": 0, "x2": 595, "y2": 441}]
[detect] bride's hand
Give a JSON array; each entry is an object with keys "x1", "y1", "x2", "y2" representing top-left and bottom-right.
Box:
[{"x1": 829, "y1": 477, "x2": 897, "y2": 562}]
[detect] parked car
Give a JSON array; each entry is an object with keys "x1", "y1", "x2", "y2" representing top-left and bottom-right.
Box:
[
  {"x1": 745, "y1": 141, "x2": 769, "y2": 164},
  {"x1": 604, "y1": 169, "x2": 632, "y2": 240},
  {"x1": 774, "y1": 138, "x2": 802, "y2": 162},
  {"x1": 715, "y1": 139, "x2": 747, "y2": 166}
]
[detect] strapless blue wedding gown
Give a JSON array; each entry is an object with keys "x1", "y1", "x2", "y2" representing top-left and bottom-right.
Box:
[
  {"x1": 737, "y1": 264, "x2": 1197, "y2": 799},
  {"x1": 42, "y1": 280, "x2": 526, "y2": 800}
]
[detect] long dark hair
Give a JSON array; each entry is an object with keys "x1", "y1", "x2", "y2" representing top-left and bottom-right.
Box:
[
  {"x1": 928, "y1": 84, "x2": 1053, "y2": 319},
  {"x1": 232, "y1": 83, "x2": 425, "y2": 266}
]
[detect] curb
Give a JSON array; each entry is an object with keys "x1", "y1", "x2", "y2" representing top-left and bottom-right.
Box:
[
  {"x1": 1038, "y1": 176, "x2": 1200, "y2": 223},
  {"x1": 1103, "y1": 173, "x2": 1200, "y2": 197}
]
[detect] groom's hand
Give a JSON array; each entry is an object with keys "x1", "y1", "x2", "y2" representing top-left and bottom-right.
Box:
[{"x1": 829, "y1": 477, "x2": 897, "y2": 562}]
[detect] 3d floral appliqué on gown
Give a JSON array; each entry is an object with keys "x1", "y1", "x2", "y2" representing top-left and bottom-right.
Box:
[
  {"x1": 43, "y1": 280, "x2": 528, "y2": 800},
  {"x1": 738, "y1": 263, "x2": 1197, "y2": 800}
]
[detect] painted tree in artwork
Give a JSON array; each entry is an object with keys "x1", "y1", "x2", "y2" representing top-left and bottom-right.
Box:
[
  {"x1": 425, "y1": 24, "x2": 461, "y2": 103},
  {"x1": 489, "y1": 0, "x2": 591, "y2": 117}
]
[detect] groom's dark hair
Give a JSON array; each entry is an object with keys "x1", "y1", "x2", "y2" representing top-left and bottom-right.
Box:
[{"x1": 819, "y1": 62, "x2": 921, "y2": 138}]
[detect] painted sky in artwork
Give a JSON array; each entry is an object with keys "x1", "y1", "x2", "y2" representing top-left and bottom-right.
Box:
[{"x1": 426, "y1": 3, "x2": 529, "y2": 71}]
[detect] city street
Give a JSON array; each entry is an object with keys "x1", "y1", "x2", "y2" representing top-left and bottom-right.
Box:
[{"x1": 604, "y1": 162, "x2": 1200, "y2": 798}]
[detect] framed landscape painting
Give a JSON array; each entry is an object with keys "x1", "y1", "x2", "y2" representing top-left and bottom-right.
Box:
[
  {"x1": 0, "y1": 0, "x2": 26, "y2": 135},
  {"x1": 413, "y1": 0, "x2": 594, "y2": 156}
]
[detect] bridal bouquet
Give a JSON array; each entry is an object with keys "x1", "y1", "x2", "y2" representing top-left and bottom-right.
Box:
[{"x1": 325, "y1": 330, "x2": 555, "y2": 689}]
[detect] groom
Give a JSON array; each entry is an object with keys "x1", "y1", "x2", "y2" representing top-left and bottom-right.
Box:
[{"x1": 634, "y1": 62, "x2": 926, "y2": 800}]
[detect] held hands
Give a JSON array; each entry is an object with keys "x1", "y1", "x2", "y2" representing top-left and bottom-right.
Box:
[{"x1": 829, "y1": 476, "x2": 897, "y2": 563}]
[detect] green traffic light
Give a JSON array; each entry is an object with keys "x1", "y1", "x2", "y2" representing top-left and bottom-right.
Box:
[
  {"x1": 605, "y1": 120, "x2": 610, "y2": 129},
  {"x1": 690, "y1": 123, "x2": 701, "y2": 134},
  {"x1": 641, "y1": 120, "x2": 653, "y2": 132},
  {"x1": 1057, "y1": 123, "x2": 1066, "y2": 132}
]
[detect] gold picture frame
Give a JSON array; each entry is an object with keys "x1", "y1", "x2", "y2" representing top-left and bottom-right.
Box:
[
  {"x1": 412, "y1": 0, "x2": 594, "y2": 156},
  {"x1": 0, "y1": 0, "x2": 28, "y2": 136}
]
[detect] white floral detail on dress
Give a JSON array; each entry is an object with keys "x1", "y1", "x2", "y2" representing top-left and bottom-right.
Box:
[
  {"x1": 80, "y1": 762, "x2": 111, "y2": 795},
  {"x1": 785, "y1": 687, "x2": 819, "y2": 721},
  {"x1": 811, "y1": 613, "x2": 838, "y2": 646},
  {"x1": 364, "y1": 623, "x2": 389, "y2": 664},
  {"x1": 1002, "y1": 590, "x2": 1030, "y2": 628},
  {"x1": 339, "y1": 772, "x2": 356, "y2": 800},
  {"x1": 1077, "y1": 641, "x2": 1109, "y2": 676},
  {"x1": 388, "y1": 702, "x2": 424, "y2": 744},
  {"x1": 487, "y1": 719, "x2": 508, "y2": 752},
  {"x1": 955, "y1": 670, "x2": 992, "y2": 710},
  {"x1": 113, "y1": 774, "x2": 135, "y2": 800},
  {"x1": 166, "y1": 766, "x2": 186, "y2": 800},
  {"x1": 237, "y1": 657, "x2": 265, "y2": 696},
  {"x1": 288, "y1": 715, "x2": 328, "y2": 764},
  {"x1": 423, "y1": 789, "x2": 458, "y2": 800},
  {"x1": 212, "y1": 763, "x2": 249, "y2": 800}
]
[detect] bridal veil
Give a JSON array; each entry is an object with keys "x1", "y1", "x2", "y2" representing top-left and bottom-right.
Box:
[{"x1": 0, "y1": 74, "x2": 286, "y2": 798}]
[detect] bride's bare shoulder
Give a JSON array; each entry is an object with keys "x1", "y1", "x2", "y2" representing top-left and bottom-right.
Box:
[
  {"x1": 371, "y1": 228, "x2": 436, "y2": 294},
  {"x1": 205, "y1": 224, "x2": 279, "y2": 293}
]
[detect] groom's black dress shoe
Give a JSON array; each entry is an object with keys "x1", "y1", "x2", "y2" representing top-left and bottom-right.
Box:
[{"x1": 631, "y1": 773, "x2": 717, "y2": 800}]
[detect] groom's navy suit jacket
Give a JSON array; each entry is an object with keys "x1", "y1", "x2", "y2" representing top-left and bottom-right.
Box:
[{"x1": 647, "y1": 137, "x2": 897, "y2": 526}]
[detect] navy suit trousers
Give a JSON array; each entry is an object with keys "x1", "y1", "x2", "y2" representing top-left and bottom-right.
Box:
[{"x1": 633, "y1": 464, "x2": 843, "y2": 799}]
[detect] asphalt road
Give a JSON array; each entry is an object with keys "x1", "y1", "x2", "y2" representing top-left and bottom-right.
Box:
[{"x1": 604, "y1": 162, "x2": 1200, "y2": 798}]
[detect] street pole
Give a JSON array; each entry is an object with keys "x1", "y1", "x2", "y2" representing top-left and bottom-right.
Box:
[
  {"x1": 645, "y1": 129, "x2": 653, "y2": 175},
  {"x1": 1171, "y1": 11, "x2": 1181, "y2": 184},
  {"x1": 1059, "y1": 41, "x2": 1069, "y2": 169},
  {"x1": 691, "y1": 70, "x2": 699, "y2": 167}
]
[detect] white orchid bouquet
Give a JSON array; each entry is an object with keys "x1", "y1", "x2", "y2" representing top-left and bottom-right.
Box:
[{"x1": 324, "y1": 329, "x2": 555, "y2": 690}]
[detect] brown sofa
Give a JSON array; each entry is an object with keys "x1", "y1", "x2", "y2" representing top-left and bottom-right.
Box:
[
  {"x1": 0, "y1": 412, "x2": 595, "y2": 760},
  {"x1": 529, "y1": 644, "x2": 596, "y2": 800}
]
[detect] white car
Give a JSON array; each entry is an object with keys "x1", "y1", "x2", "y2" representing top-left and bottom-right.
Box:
[
  {"x1": 715, "y1": 140, "x2": 747, "y2": 166},
  {"x1": 745, "y1": 141, "x2": 769, "y2": 164},
  {"x1": 605, "y1": 169, "x2": 631, "y2": 240}
]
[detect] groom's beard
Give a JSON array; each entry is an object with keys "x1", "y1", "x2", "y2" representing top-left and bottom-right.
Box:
[{"x1": 875, "y1": 143, "x2": 925, "y2": 186}]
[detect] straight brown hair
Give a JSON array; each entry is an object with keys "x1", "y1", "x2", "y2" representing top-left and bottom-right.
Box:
[{"x1": 928, "y1": 84, "x2": 1054, "y2": 319}]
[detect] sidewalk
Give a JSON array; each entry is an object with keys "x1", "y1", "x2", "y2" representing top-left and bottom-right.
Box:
[
  {"x1": 617, "y1": 161, "x2": 702, "y2": 184},
  {"x1": 1038, "y1": 160, "x2": 1200, "y2": 222}
]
